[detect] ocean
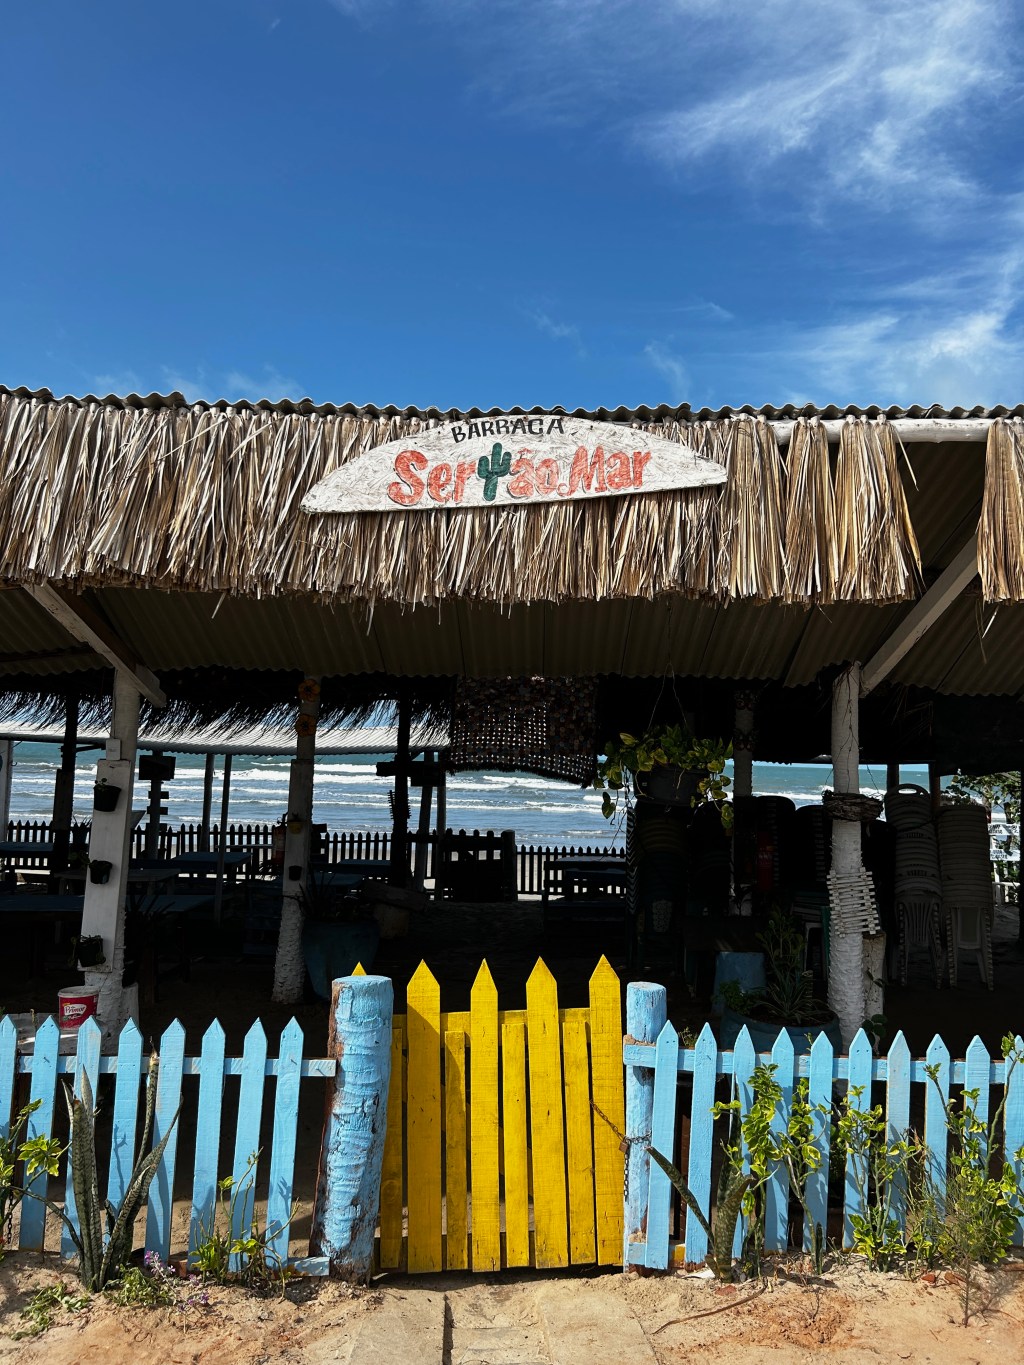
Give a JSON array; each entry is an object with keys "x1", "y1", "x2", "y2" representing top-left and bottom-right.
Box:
[{"x1": 5, "y1": 742, "x2": 932, "y2": 847}]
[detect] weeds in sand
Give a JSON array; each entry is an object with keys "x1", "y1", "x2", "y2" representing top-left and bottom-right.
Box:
[
  {"x1": 13, "y1": 1282, "x2": 89, "y2": 1338},
  {"x1": 191, "y1": 1154, "x2": 293, "y2": 1297}
]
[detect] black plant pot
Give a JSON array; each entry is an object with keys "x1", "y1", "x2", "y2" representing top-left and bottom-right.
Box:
[
  {"x1": 634, "y1": 764, "x2": 701, "y2": 808},
  {"x1": 89, "y1": 859, "x2": 113, "y2": 885},
  {"x1": 74, "y1": 935, "x2": 106, "y2": 967},
  {"x1": 93, "y1": 783, "x2": 121, "y2": 813}
]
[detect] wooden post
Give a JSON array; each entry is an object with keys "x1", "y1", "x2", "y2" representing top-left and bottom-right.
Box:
[
  {"x1": 732, "y1": 689, "x2": 756, "y2": 915},
  {"x1": 144, "y1": 749, "x2": 165, "y2": 862},
  {"x1": 829, "y1": 664, "x2": 866, "y2": 1047},
  {"x1": 623, "y1": 980, "x2": 667, "y2": 1269},
  {"x1": 199, "y1": 752, "x2": 216, "y2": 853},
  {"x1": 886, "y1": 761, "x2": 900, "y2": 791},
  {"x1": 929, "y1": 762, "x2": 942, "y2": 814},
  {"x1": 49, "y1": 693, "x2": 79, "y2": 884},
  {"x1": 310, "y1": 973, "x2": 394, "y2": 1279},
  {"x1": 389, "y1": 692, "x2": 412, "y2": 888},
  {"x1": 413, "y1": 749, "x2": 433, "y2": 891},
  {"x1": 81, "y1": 670, "x2": 142, "y2": 1035},
  {"x1": 0, "y1": 739, "x2": 12, "y2": 838},
  {"x1": 213, "y1": 754, "x2": 232, "y2": 924},
  {"x1": 272, "y1": 679, "x2": 321, "y2": 1005}
]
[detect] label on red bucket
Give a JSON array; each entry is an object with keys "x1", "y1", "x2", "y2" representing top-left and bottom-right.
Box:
[{"x1": 58, "y1": 989, "x2": 99, "y2": 1029}]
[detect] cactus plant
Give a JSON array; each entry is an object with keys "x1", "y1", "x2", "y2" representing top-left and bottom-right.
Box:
[
  {"x1": 58, "y1": 1056, "x2": 179, "y2": 1289},
  {"x1": 476, "y1": 442, "x2": 512, "y2": 502}
]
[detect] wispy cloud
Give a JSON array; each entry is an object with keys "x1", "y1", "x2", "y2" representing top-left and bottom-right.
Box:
[
  {"x1": 763, "y1": 241, "x2": 1024, "y2": 406},
  {"x1": 427, "y1": 1, "x2": 1016, "y2": 217},
  {"x1": 642, "y1": 341, "x2": 690, "y2": 397},
  {"x1": 523, "y1": 307, "x2": 587, "y2": 358},
  {"x1": 89, "y1": 365, "x2": 307, "y2": 403}
]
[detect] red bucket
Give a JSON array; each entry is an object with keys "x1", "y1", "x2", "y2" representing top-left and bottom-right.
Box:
[{"x1": 58, "y1": 987, "x2": 99, "y2": 1030}]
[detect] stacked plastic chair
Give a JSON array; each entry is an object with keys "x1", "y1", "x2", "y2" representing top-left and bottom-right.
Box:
[
  {"x1": 937, "y1": 803, "x2": 995, "y2": 989},
  {"x1": 884, "y1": 784, "x2": 945, "y2": 987}
]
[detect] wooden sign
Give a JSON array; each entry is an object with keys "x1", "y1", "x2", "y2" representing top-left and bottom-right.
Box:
[{"x1": 301, "y1": 414, "x2": 726, "y2": 514}]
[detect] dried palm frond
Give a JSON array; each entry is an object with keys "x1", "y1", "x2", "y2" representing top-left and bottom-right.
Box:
[
  {"x1": 785, "y1": 417, "x2": 837, "y2": 601},
  {"x1": 834, "y1": 417, "x2": 921, "y2": 601},
  {"x1": 0, "y1": 391, "x2": 930, "y2": 609},
  {"x1": 978, "y1": 417, "x2": 1024, "y2": 602}
]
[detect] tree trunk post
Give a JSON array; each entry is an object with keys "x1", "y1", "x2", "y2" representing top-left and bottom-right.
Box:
[
  {"x1": 623, "y1": 980, "x2": 667, "y2": 1269},
  {"x1": 829, "y1": 663, "x2": 866, "y2": 1046},
  {"x1": 81, "y1": 670, "x2": 142, "y2": 1036},
  {"x1": 310, "y1": 973, "x2": 394, "y2": 1279},
  {"x1": 272, "y1": 678, "x2": 321, "y2": 1004}
]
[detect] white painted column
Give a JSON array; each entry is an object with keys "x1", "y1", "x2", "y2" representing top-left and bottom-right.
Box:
[
  {"x1": 0, "y1": 739, "x2": 13, "y2": 837},
  {"x1": 829, "y1": 664, "x2": 866, "y2": 1046},
  {"x1": 272, "y1": 679, "x2": 321, "y2": 1004},
  {"x1": 81, "y1": 671, "x2": 141, "y2": 1035}
]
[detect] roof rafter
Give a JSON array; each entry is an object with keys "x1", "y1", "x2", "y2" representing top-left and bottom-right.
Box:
[
  {"x1": 860, "y1": 537, "x2": 979, "y2": 696},
  {"x1": 24, "y1": 584, "x2": 167, "y2": 708}
]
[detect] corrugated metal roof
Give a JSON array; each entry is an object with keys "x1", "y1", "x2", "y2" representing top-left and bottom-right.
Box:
[{"x1": 2, "y1": 384, "x2": 1021, "y2": 424}]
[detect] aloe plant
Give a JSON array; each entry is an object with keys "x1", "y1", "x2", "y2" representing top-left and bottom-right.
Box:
[
  {"x1": 58, "y1": 1055, "x2": 179, "y2": 1290},
  {"x1": 646, "y1": 1145, "x2": 750, "y2": 1280}
]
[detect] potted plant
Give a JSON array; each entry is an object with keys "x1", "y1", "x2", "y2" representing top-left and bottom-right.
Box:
[
  {"x1": 718, "y1": 907, "x2": 842, "y2": 1054},
  {"x1": 70, "y1": 934, "x2": 106, "y2": 968},
  {"x1": 93, "y1": 779, "x2": 121, "y2": 813},
  {"x1": 282, "y1": 811, "x2": 305, "y2": 835},
  {"x1": 87, "y1": 859, "x2": 113, "y2": 885},
  {"x1": 594, "y1": 723, "x2": 733, "y2": 827}
]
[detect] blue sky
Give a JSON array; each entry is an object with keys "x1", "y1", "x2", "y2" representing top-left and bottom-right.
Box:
[{"x1": 2, "y1": 0, "x2": 1021, "y2": 410}]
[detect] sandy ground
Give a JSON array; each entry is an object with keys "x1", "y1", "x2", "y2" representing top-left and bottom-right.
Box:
[{"x1": 2, "y1": 1255, "x2": 1024, "y2": 1365}]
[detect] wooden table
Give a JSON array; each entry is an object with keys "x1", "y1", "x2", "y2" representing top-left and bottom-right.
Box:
[
  {"x1": 0, "y1": 893, "x2": 84, "y2": 975},
  {"x1": 167, "y1": 851, "x2": 254, "y2": 879}
]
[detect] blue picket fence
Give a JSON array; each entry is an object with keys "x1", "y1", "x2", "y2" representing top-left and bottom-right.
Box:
[
  {"x1": 2, "y1": 1014, "x2": 336, "y2": 1272},
  {"x1": 624, "y1": 1008, "x2": 1024, "y2": 1270}
]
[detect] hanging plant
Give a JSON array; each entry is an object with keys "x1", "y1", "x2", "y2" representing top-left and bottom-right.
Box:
[
  {"x1": 295, "y1": 713, "x2": 317, "y2": 738},
  {"x1": 297, "y1": 678, "x2": 321, "y2": 703},
  {"x1": 594, "y1": 723, "x2": 733, "y2": 828}
]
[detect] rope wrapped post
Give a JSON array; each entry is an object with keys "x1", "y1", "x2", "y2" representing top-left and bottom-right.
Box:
[
  {"x1": 310, "y1": 974, "x2": 394, "y2": 1280},
  {"x1": 828, "y1": 664, "x2": 867, "y2": 1046},
  {"x1": 624, "y1": 981, "x2": 667, "y2": 1267}
]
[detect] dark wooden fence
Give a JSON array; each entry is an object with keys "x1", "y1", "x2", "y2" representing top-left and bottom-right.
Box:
[{"x1": 2, "y1": 819, "x2": 624, "y2": 895}]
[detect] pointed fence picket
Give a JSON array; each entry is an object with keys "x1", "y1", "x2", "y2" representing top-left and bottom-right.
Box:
[
  {"x1": 625, "y1": 1013, "x2": 1024, "y2": 1269},
  {"x1": 380, "y1": 955, "x2": 625, "y2": 1273},
  {"x1": 4, "y1": 1014, "x2": 338, "y2": 1272}
]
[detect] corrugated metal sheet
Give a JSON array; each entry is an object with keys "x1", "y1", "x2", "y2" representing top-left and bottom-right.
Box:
[
  {"x1": 3, "y1": 385, "x2": 1021, "y2": 424},
  {"x1": 0, "y1": 589, "x2": 103, "y2": 676}
]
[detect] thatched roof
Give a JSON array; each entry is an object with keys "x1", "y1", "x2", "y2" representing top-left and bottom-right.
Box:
[{"x1": 0, "y1": 386, "x2": 966, "y2": 607}]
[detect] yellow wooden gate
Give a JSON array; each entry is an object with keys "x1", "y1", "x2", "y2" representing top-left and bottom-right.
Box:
[{"x1": 377, "y1": 956, "x2": 624, "y2": 1272}]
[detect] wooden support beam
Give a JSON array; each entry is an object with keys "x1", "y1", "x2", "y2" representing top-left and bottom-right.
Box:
[
  {"x1": 24, "y1": 583, "x2": 166, "y2": 708},
  {"x1": 860, "y1": 538, "x2": 978, "y2": 696}
]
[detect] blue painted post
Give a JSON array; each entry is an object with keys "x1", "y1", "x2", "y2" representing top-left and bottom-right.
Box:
[
  {"x1": 623, "y1": 982, "x2": 667, "y2": 1268},
  {"x1": 63, "y1": 1019, "x2": 103, "y2": 1259},
  {"x1": 731, "y1": 1027, "x2": 756, "y2": 1261},
  {"x1": 20, "y1": 1017, "x2": 60, "y2": 1251},
  {"x1": 924, "y1": 1034, "x2": 951, "y2": 1214},
  {"x1": 229, "y1": 1021, "x2": 268, "y2": 1273},
  {"x1": 0, "y1": 1016, "x2": 17, "y2": 1139},
  {"x1": 964, "y1": 1035, "x2": 991, "y2": 1154},
  {"x1": 805, "y1": 1031, "x2": 834, "y2": 1252},
  {"x1": 885, "y1": 1031, "x2": 911, "y2": 1231},
  {"x1": 843, "y1": 1028, "x2": 873, "y2": 1248},
  {"x1": 189, "y1": 1021, "x2": 226, "y2": 1260},
  {"x1": 644, "y1": 1020, "x2": 679, "y2": 1269},
  {"x1": 765, "y1": 1030, "x2": 794, "y2": 1252},
  {"x1": 1004, "y1": 1035, "x2": 1024, "y2": 1247},
  {"x1": 309, "y1": 974, "x2": 394, "y2": 1280},
  {"x1": 684, "y1": 1023, "x2": 718, "y2": 1267}
]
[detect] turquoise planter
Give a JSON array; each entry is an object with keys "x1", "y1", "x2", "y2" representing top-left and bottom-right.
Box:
[
  {"x1": 718, "y1": 1004, "x2": 843, "y2": 1055},
  {"x1": 302, "y1": 920, "x2": 380, "y2": 1000}
]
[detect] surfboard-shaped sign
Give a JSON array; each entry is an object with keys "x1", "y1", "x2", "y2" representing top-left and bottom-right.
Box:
[{"x1": 301, "y1": 414, "x2": 726, "y2": 514}]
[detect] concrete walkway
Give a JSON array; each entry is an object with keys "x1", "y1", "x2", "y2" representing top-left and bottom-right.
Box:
[{"x1": 337, "y1": 1277, "x2": 659, "y2": 1365}]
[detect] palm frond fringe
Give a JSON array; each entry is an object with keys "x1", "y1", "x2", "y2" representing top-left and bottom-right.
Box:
[
  {"x1": 979, "y1": 417, "x2": 1024, "y2": 602},
  {"x1": 0, "y1": 393, "x2": 928, "y2": 606}
]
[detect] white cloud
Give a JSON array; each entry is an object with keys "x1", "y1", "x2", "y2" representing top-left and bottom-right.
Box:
[
  {"x1": 523, "y1": 308, "x2": 587, "y2": 357},
  {"x1": 426, "y1": 1, "x2": 1016, "y2": 215},
  {"x1": 642, "y1": 341, "x2": 690, "y2": 396},
  {"x1": 765, "y1": 243, "x2": 1024, "y2": 406},
  {"x1": 91, "y1": 369, "x2": 144, "y2": 396}
]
